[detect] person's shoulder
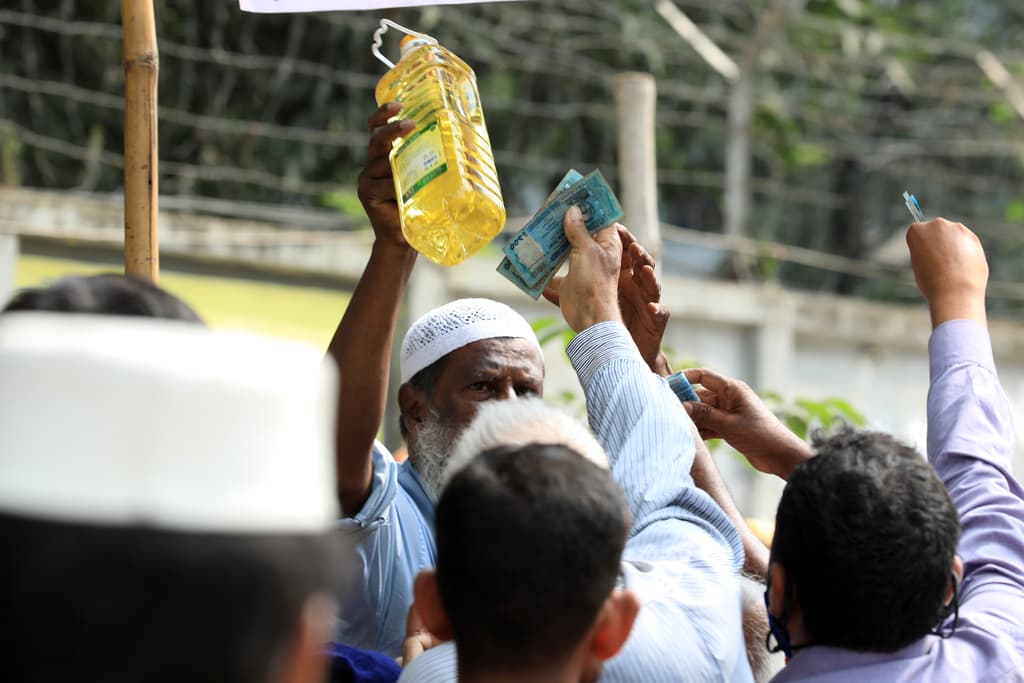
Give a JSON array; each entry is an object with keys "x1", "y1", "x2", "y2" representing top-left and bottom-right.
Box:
[
  {"x1": 606, "y1": 561, "x2": 749, "y2": 683},
  {"x1": 396, "y1": 642, "x2": 458, "y2": 683},
  {"x1": 339, "y1": 441, "x2": 401, "y2": 527},
  {"x1": 943, "y1": 599, "x2": 1024, "y2": 680}
]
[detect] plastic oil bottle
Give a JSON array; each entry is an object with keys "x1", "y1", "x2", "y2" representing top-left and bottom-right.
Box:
[{"x1": 372, "y1": 21, "x2": 505, "y2": 266}]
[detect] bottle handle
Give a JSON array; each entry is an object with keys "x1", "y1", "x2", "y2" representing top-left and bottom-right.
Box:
[{"x1": 371, "y1": 19, "x2": 438, "y2": 70}]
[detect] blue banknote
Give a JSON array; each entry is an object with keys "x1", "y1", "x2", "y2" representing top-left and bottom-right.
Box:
[
  {"x1": 502, "y1": 170, "x2": 624, "y2": 288},
  {"x1": 497, "y1": 256, "x2": 547, "y2": 299},
  {"x1": 544, "y1": 169, "x2": 585, "y2": 203},
  {"x1": 496, "y1": 169, "x2": 584, "y2": 299}
]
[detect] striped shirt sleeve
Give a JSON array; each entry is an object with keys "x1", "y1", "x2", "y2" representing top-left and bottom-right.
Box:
[{"x1": 567, "y1": 321, "x2": 745, "y2": 572}]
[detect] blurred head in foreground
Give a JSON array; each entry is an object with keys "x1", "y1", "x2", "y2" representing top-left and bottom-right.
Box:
[
  {"x1": 414, "y1": 399, "x2": 637, "y2": 683},
  {"x1": 3, "y1": 273, "x2": 203, "y2": 322},
  {"x1": 0, "y1": 313, "x2": 340, "y2": 683}
]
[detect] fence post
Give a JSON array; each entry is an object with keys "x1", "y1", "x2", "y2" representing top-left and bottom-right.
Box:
[
  {"x1": 0, "y1": 234, "x2": 16, "y2": 305},
  {"x1": 615, "y1": 73, "x2": 662, "y2": 267},
  {"x1": 724, "y1": 73, "x2": 753, "y2": 240},
  {"x1": 122, "y1": 0, "x2": 160, "y2": 282}
]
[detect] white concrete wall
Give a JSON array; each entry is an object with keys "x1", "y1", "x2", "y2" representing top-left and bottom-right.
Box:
[
  {"x1": 444, "y1": 254, "x2": 1024, "y2": 519},
  {"x1": 0, "y1": 234, "x2": 16, "y2": 304},
  {"x1": 6, "y1": 187, "x2": 1023, "y2": 520}
]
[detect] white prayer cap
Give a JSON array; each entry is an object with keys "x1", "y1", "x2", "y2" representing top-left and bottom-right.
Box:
[
  {"x1": 400, "y1": 298, "x2": 542, "y2": 383},
  {"x1": 0, "y1": 313, "x2": 338, "y2": 534}
]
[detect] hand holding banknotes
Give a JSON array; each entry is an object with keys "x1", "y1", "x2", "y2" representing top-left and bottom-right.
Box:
[
  {"x1": 547, "y1": 206, "x2": 623, "y2": 332},
  {"x1": 544, "y1": 223, "x2": 670, "y2": 370}
]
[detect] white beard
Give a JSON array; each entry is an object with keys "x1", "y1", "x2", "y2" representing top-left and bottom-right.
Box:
[{"x1": 408, "y1": 407, "x2": 461, "y2": 500}]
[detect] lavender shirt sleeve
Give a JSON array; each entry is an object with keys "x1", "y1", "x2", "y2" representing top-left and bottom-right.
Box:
[{"x1": 926, "y1": 319, "x2": 1024, "y2": 632}]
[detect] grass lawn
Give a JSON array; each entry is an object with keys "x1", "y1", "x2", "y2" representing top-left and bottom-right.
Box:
[{"x1": 15, "y1": 255, "x2": 351, "y2": 349}]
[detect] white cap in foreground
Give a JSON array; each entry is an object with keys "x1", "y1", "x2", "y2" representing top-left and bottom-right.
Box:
[{"x1": 0, "y1": 314, "x2": 338, "y2": 534}]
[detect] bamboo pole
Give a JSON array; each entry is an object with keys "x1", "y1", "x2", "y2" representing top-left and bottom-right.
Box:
[{"x1": 122, "y1": 0, "x2": 159, "y2": 282}]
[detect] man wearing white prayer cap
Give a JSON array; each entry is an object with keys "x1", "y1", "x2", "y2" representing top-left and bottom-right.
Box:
[
  {"x1": 0, "y1": 313, "x2": 342, "y2": 683},
  {"x1": 330, "y1": 104, "x2": 672, "y2": 659},
  {"x1": 330, "y1": 294, "x2": 544, "y2": 658},
  {"x1": 327, "y1": 106, "x2": 548, "y2": 658}
]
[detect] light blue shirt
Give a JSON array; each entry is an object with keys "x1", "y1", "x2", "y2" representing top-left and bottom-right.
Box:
[
  {"x1": 337, "y1": 443, "x2": 436, "y2": 657},
  {"x1": 771, "y1": 320, "x2": 1024, "y2": 682},
  {"x1": 400, "y1": 321, "x2": 754, "y2": 682}
]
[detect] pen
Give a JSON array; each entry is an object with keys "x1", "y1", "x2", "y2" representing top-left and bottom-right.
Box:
[{"x1": 902, "y1": 191, "x2": 925, "y2": 223}]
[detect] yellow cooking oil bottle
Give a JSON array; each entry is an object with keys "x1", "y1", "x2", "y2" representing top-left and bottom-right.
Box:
[{"x1": 372, "y1": 20, "x2": 505, "y2": 266}]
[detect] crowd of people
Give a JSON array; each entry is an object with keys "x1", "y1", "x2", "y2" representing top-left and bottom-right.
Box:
[{"x1": 2, "y1": 101, "x2": 1022, "y2": 683}]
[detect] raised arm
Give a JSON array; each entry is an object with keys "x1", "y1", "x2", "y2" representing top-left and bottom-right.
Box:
[
  {"x1": 688, "y1": 426, "x2": 770, "y2": 578},
  {"x1": 543, "y1": 224, "x2": 671, "y2": 376},
  {"x1": 908, "y1": 218, "x2": 1024, "y2": 603},
  {"x1": 552, "y1": 208, "x2": 744, "y2": 568},
  {"x1": 616, "y1": 225, "x2": 672, "y2": 376},
  {"x1": 328, "y1": 103, "x2": 417, "y2": 516}
]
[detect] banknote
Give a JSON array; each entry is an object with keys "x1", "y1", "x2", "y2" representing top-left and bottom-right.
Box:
[
  {"x1": 503, "y1": 170, "x2": 623, "y2": 288},
  {"x1": 545, "y1": 169, "x2": 584, "y2": 202},
  {"x1": 497, "y1": 256, "x2": 547, "y2": 299},
  {"x1": 496, "y1": 169, "x2": 584, "y2": 299}
]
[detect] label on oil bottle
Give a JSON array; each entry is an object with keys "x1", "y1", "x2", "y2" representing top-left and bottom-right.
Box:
[{"x1": 395, "y1": 121, "x2": 448, "y2": 202}]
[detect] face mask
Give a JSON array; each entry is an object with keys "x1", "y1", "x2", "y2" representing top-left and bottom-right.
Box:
[
  {"x1": 764, "y1": 589, "x2": 796, "y2": 661},
  {"x1": 764, "y1": 581, "x2": 818, "y2": 662},
  {"x1": 764, "y1": 569, "x2": 961, "y2": 662}
]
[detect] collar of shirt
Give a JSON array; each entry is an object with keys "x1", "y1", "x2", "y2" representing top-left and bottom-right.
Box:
[
  {"x1": 398, "y1": 460, "x2": 436, "y2": 526},
  {"x1": 774, "y1": 638, "x2": 935, "y2": 681}
]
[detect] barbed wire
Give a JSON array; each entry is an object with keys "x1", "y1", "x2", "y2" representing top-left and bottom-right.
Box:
[
  {"x1": 0, "y1": 77, "x2": 865, "y2": 209},
  {"x1": 0, "y1": 119, "x2": 344, "y2": 196},
  {"x1": 2, "y1": 1, "x2": 1023, "y2": 305}
]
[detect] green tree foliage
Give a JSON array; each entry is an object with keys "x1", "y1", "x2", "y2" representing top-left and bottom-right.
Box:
[{"x1": 2, "y1": 0, "x2": 1024, "y2": 307}]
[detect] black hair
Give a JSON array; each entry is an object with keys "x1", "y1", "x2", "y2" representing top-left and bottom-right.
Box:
[
  {"x1": 772, "y1": 427, "x2": 961, "y2": 652},
  {"x1": 3, "y1": 273, "x2": 203, "y2": 323},
  {"x1": 435, "y1": 443, "x2": 628, "y2": 674},
  {"x1": 0, "y1": 512, "x2": 340, "y2": 683}
]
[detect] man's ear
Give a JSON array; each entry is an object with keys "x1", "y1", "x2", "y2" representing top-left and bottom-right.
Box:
[
  {"x1": 768, "y1": 562, "x2": 788, "y2": 619},
  {"x1": 589, "y1": 590, "x2": 641, "y2": 661},
  {"x1": 398, "y1": 383, "x2": 429, "y2": 440},
  {"x1": 275, "y1": 594, "x2": 335, "y2": 683},
  {"x1": 413, "y1": 570, "x2": 454, "y2": 642},
  {"x1": 947, "y1": 555, "x2": 965, "y2": 605}
]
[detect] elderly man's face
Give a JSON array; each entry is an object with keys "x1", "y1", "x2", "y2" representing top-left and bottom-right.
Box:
[{"x1": 404, "y1": 338, "x2": 545, "y2": 495}]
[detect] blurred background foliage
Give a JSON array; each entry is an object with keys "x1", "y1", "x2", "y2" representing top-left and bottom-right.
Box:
[
  {"x1": 532, "y1": 314, "x2": 866, "y2": 447},
  {"x1": 2, "y1": 0, "x2": 1024, "y2": 307}
]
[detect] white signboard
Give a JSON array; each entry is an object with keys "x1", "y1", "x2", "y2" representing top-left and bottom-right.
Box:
[{"x1": 241, "y1": 0, "x2": 516, "y2": 12}]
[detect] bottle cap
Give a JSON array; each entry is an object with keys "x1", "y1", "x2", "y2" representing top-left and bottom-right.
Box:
[{"x1": 400, "y1": 35, "x2": 433, "y2": 58}]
